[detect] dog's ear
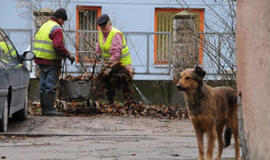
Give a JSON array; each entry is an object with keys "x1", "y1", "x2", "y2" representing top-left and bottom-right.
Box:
[{"x1": 194, "y1": 65, "x2": 206, "y2": 78}]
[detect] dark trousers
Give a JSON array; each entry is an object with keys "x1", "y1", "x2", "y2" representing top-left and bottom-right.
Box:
[
  {"x1": 39, "y1": 64, "x2": 61, "y2": 94},
  {"x1": 104, "y1": 79, "x2": 133, "y2": 104}
]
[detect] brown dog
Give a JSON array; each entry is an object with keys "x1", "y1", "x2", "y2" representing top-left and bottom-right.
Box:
[{"x1": 176, "y1": 66, "x2": 240, "y2": 160}]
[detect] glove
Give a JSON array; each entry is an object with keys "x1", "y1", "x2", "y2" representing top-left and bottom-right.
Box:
[
  {"x1": 96, "y1": 54, "x2": 102, "y2": 61},
  {"x1": 127, "y1": 68, "x2": 134, "y2": 78},
  {"x1": 67, "y1": 54, "x2": 75, "y2": 64}
]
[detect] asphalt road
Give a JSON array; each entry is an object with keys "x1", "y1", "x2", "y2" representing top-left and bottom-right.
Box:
[{"x1": 0, "y1": 115, "x2": 238, "y2": 160}]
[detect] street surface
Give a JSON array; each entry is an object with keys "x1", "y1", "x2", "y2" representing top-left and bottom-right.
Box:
[{"x1": 0, "y1": 115, "x2": 237, "y2": 160}]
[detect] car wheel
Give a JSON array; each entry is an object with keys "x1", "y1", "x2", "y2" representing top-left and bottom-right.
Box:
[
  {"x1": 13, "y1": 94, "x2": 28, "y2": 121},
  {"x1": 0, "y1": 98, "x2": 8, "y2": 132}
]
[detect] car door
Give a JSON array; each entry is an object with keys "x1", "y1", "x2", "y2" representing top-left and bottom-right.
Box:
[
  {"x1": 0, "y1": 50, "x2": 9, "y2": 121},
  {"x1": 0, "y1": 30, "x2": 11, "y2": 105},
  {"x1": 0, "y1": 29, "x2": 26, "y2": 114}
]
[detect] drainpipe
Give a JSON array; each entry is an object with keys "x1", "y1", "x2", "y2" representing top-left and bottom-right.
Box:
[{"x1": 237, "y1": 92, "x2": 249, "y2": 160}]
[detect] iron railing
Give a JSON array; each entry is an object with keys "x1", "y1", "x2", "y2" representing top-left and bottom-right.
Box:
[{"x1": 4, "y1": 28, "x2": 236, "y2": 79}]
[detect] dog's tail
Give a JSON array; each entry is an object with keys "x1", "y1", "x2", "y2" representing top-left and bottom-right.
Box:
[{"x1": 224, "y1": 125, "x2": 232, "y2": 147}]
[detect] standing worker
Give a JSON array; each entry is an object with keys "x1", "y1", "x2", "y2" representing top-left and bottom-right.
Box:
[
  {"x1": 96, "y1": 14, "x2": 133, "y2": 104},
  {"x1": 33, "y1": 8, "x2": 75, "y2": 116}
]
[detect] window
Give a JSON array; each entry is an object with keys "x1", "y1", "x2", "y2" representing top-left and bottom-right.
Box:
[
  {"x1": 154, "y1": 8, "x2": 204, "y2": 65},
  {"x1": 0, "y1": 30, "x2": 17, "y2": 61},
  {"x1": 76, "y1": 6, "x2": 101, "y2": 63}
]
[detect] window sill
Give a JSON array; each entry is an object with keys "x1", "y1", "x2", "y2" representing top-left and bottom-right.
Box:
[{"x1": 154, "y1": 64, "x2": 171, "y2": 68}]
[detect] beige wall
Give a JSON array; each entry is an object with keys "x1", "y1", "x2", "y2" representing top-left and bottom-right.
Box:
[{"x1": 236, "y1": 0, "x2": 270, "y2": 159}]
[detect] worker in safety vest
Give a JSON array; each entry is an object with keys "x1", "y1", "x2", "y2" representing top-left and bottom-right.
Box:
[
  {"x1": 33, "y1": 8, "x2": 75, "y2": 116},
  {"x1": 96, "y1": 14, "x2": 134, "y2": 104},
  {"x1": 0, "y1": 40, "x2": 16, "y2": 59}
]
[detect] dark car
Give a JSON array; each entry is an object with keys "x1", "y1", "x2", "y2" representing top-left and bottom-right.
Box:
[{"x1": 0, "y1": 28, "x2": 35, "y2": 132}]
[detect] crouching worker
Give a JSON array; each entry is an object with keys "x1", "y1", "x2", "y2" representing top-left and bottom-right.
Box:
[
  {"x1": 33, "y1": 8, "x2": 75, "y2": 116},
  {"x1": 96, "y1": 14, "x2": 134, "y2": 105}
]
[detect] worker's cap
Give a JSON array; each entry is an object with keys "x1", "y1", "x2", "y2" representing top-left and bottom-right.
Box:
[
  {"x1": 53, "y1": 8, "x2": 68, "y2": 21},
  {"x1": 97, "y1": 14, "x2": 110, "y2": 27}
]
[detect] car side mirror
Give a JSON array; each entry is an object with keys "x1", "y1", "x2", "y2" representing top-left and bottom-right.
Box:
[{"x1": 22, "y1": 51, "x2": 35, "y2": 61}]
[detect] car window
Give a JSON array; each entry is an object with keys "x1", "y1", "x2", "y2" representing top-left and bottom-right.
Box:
[{"x1": 0, "y1": 30, "x2": 17, "y2": 62}]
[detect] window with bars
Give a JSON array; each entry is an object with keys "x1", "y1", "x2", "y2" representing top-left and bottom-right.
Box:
[
  {"x1": 155, "y1": 11, "x2": 174, "y2": 64},
  {"x1": 155, "y1": 8, "x2": 204, "y2": 65},
  {"x1": 76, "y1": 6, "x2": 101, "y2": 63}
]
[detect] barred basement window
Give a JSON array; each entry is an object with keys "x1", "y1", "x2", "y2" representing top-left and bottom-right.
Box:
[
  {"x1": 155, "y1": 9, "x2": 175, "y2": 64},
  {"x1": 76, "y1": 6, "x2": 101, "y2": 63},
  {"x1": 154, "y1": 8, "x2": 204, "y2": 65}
]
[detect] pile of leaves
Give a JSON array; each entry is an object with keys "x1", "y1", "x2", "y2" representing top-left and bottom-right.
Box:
[
  {"x1": 29, "y1": 61, "x2": 189, "y2": 120},
  {"x1": 93, "y1": 102, "x2": 189, "y2": 120},
  {"x1": 60, "y1": 73, "x2": 91, "y2": 82},
  {"x1": 28, "y1": 100, "x2": 189, "y2": 120},
  {"x1": 95, "y1": 61, "x2": 133, "y2": 88},
  {"x1": 58, "y1": 61, "x2": 134, "y2": 102},
  {"x1": 91, "y1": 61, "x2": 134, "y2": 100}
]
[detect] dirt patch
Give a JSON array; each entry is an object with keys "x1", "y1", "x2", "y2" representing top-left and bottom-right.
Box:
[{"x1": 0, "y1": 116, "x2": 238, "y2": 160}]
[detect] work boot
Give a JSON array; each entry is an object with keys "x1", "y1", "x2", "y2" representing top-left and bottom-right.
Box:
[
  {"x1": 42, "y1": 93, "x2": 63, "y2": 116},
  {"x1": 40, "y1": 93, "x2": 44, "y2": 112},
  {"x1": 108, "y1": 98, "x2": 114, "y2": 105},
  {"x1": 105, "y1": 88, "x2": 115, "y2": 105},
  {"x1": 123, "y1": 86, "x2": 134, "y2": 101},
  {"x1": 40, "y1": 93, "x2": 49, "y2": 115}
]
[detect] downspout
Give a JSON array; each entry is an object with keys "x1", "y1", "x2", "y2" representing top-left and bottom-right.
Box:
[{"x1": 238, "y1": 92, "x2": 250, "y2": 160}]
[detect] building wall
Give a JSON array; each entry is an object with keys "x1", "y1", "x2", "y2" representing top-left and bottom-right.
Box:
[
  {"x1": 28, "y1": 78, "x2": 186, "y2": 106},
  {"x1": 0, "y1": 0, "x2": 31, "y2": 29},
  {"x1": 236, "y1": 0, "x2": 270, "y2": 159},
  {"x1": 0, "y1": 0, "x2": 235, "y2": 80}
]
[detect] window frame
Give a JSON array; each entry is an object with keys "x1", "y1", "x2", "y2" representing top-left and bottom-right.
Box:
[
  {"x1": 154, "y1": 8, "x2": 205, "y2": 65},
  {"x1": 0, "y1": 30, "x2": 18, "y2": 62},
  {"x1": 76, "y1": 5, "x2": 101, "y2": 64}
]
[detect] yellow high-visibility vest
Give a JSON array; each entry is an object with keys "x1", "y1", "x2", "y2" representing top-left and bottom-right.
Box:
[
  {"x1": 99, "y1": 27, "x2": 131, "y2": 66},
  {"x1": 0, "y1": 41, "x2": 22, "y2": 67},
  {"x1": 0, "y1": 41, "x2": 16, "y2": 56},
  {"x1": 33, "y1": 20, "x2": 65, "y2": 60}
]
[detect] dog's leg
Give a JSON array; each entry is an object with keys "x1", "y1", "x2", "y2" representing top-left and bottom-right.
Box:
[
  {"x1": 206, "y1": 129, "x2": 216, "y2": 160},
  {"x1": 192, "y1": 119, "x2": 204, "y2": 160},
  {"x1": 215, "y1": 125, "x2": 225, "y2": 160},
  {"x1": 231, "y1": 114, "x2": 241, "y2": 160},
  {"x1": 195, "y1": 129, "x2": 204, "y2": 160}
]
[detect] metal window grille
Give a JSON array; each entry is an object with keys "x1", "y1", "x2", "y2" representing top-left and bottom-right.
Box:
[
  {"x1": 77, "y1": 9, "x2": 98, "y2": 63},
  {"x1": 156, "y1": 12, "x2": 174, "y2": 63}
]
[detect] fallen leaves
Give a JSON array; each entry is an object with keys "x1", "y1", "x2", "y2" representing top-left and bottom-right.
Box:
[
  {"x1": 61, "y1": 72, "x2": 91, "y2": 82},
  {"x1": 28, "y1": 62, "x2": 189, "y2": 120},
  {"x1": 0, "y1": 135, "x2": 30, "y2": 141},
  {"x1": 27, "y1": 99, "x2": 189, "y2": 120}
]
